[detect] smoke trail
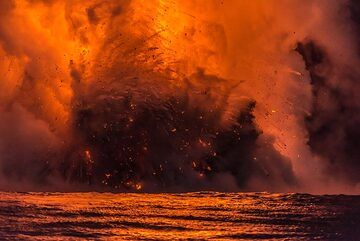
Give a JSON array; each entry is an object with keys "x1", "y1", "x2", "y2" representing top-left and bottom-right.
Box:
[{"x1": 0, "y1": 0, "x2": 358, "y2": 193}]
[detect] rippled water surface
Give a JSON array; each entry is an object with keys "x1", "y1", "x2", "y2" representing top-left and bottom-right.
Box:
[{"x1": 0, "y1": 192, "x2": 359, "y2": 240}]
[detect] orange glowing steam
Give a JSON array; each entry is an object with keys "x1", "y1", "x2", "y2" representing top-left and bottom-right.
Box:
[{"x1": 0, "y1": 0, "x2": 357, "y2": 192}]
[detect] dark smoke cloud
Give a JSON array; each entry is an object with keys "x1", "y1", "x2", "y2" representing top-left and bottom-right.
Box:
[
  {"x1": 282, "y1": 0, "x2": 359, "y2": 190},
  {"x1": 296, "y1": 9, "x2": 360, "y2": 185},
  {"x1": 68, "y1": 66, "x2": 296, "y2": 191}
]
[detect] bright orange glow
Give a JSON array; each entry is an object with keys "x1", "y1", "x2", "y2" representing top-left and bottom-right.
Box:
[
  {"x1": 1, "y1": 0, "x2": 357, "y2": 192},
  {"x1": 0, "y1": 0, "x2": 303, "y2": 139},
  {"x1": 0, "y1": 0, "x2": 313, "y2": 188}
]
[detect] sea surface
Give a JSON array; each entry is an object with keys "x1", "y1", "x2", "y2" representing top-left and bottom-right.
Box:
[{"x1": 0, "y1": 192, "x2": 359, "y2": 240}]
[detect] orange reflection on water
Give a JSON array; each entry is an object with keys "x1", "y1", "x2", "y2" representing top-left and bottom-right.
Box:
[{"x1": 0, "y1": 192, "x2": 342, "y2": 240}]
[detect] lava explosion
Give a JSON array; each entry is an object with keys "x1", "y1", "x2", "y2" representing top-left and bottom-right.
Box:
[{"x1": 0, "y1": 0, "x2": 359, "y2": 193}]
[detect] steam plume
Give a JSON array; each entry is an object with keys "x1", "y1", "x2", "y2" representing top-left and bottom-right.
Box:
[{"x1": 0, "y1": 0, "x2": 358, "y2": 193}]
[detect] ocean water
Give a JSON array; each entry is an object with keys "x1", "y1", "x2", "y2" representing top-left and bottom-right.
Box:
[{"x1": 0, "y1": 192, "x2": 359, "y2": 240}]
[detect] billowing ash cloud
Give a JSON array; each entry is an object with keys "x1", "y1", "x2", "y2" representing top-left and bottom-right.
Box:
[
  {"x1": 0, "y1": 0, "x2": 358, "y2": 193},
  {"x1": 68, "y1": 71, "x2": 296, "y2": 191},
  {"x1": 297, "y1": 40, "x2": 360, "y2": 184}
]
